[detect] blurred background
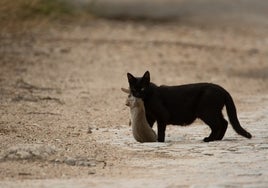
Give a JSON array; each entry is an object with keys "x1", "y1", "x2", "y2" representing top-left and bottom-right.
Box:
[{"x1": 1, "y1": 0, "x2": 268, "y2": 26}]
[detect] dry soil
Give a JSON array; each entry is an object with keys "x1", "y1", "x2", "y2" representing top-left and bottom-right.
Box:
[{"x1": 0, "y1": 16, "x2": 268, "y2": 187}]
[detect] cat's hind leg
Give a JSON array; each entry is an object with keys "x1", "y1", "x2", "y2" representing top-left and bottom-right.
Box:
[
  {"x1": 215, "y1": 114, "x2": 228, "y2": 140},
  {"x1": 203, "y1": 126, "x2": 218, "y2": 142},
  {"x1": 199, "y1": 112, "x2": 223, "y2": 142}
]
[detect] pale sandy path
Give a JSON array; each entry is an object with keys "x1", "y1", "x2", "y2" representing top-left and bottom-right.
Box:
[{"x1": 1, "y1": 2, "x2": 268, "y2": 187}]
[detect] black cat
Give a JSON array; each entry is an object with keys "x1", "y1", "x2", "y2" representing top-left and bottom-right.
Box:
[{"x1": 127, "y1": 71, "x2": 252, "y2": 142}]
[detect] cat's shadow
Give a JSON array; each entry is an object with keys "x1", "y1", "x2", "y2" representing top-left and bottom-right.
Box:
[{"x1": 165, "y1": 138, "x2": 241, "y2": 145}]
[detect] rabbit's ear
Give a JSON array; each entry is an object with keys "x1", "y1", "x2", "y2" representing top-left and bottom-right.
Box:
[{"x1": 121, "y1": 88, "x2": 130, "y2": 94}]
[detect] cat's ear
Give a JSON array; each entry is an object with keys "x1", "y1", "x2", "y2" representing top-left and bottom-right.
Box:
[
  {"x1": 127, "y1": 73, "x2": 136, "y2": 85},
  {"x1": 142, "y1": 71, "x2": 150, "y2": 86}
]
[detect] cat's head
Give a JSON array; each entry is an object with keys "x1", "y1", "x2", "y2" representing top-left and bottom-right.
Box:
[{"x1": 127, "y1": 71, "x2": 150, "y2": 98}]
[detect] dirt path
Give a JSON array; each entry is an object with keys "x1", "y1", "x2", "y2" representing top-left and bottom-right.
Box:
[{"x1": 0, "y1": 18, "x2": 268, "y2": 187}]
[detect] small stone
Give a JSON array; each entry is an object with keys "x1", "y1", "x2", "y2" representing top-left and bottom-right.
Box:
[
  {"x1": 64, "y1": 158, "x2": 76, "y2": 166},
  {"x1": 87, "y1": 127, "x2": 93, "y2": 134},
  {"x1": 18, "y1": 172, "x2": 32, "y2": 176},
  {"x1": 88, "y1": 170, "x2": 96, "y2": 175},
  {"x1": 53, "y1": 158, "x2": 63, "y2": 164}
]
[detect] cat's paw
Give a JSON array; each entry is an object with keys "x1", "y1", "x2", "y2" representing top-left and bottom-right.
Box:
[{"x1": 203, "y1": 137, "x2": 214, "y2": 142}]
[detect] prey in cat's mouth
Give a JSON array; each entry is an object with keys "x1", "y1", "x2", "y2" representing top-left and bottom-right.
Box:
[
  {"x1": 121, "y1": 88, "x2": 131, "y2": 107},
  {"x1": 121, "y1": 87, "x2": 157, "y2": 143}
]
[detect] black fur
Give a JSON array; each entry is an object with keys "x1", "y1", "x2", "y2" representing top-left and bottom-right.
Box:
[{"x1": 127, "y1": 71, "x2": 252, "y2": 142}]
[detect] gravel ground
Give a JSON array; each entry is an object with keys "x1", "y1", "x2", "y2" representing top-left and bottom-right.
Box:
[{"x1": 0, "y1": 2, "x2": 268, "y2": 187}]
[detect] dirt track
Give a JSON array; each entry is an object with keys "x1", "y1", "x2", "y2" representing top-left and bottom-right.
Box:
[{"x1": 0, "y1": 14, "x2": 268, "y2": 187}]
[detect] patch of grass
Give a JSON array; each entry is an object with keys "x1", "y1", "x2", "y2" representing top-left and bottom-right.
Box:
[
  {"x1": 0, "y1": 0, "x2": 94, "y2": 31},
  {"x1": 0, "y1": 0, "x2": 84, "y2": 20},
  {"x1": 22, "y1": 0, "x2": 73, "y2": 18}
]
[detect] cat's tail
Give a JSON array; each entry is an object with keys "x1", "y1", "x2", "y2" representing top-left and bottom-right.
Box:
[{"x1": 225, "y1": 92, "x2": 252, "y2": 139}]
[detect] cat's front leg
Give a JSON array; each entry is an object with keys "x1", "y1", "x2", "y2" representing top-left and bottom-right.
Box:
[
  {"x1": 146, "y1": 99, "x2": 169, "y2": 142},
  {"x1": 157, "y1": 121, "x2": 166, "y2": 142},
  {"x1": 146, "y1": 113, "x2": 156, "y2": 128}
]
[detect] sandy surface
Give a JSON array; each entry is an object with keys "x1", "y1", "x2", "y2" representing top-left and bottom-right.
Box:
[{"x1": 1, "y1": 8, "x2": 268, "y2": 187}]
